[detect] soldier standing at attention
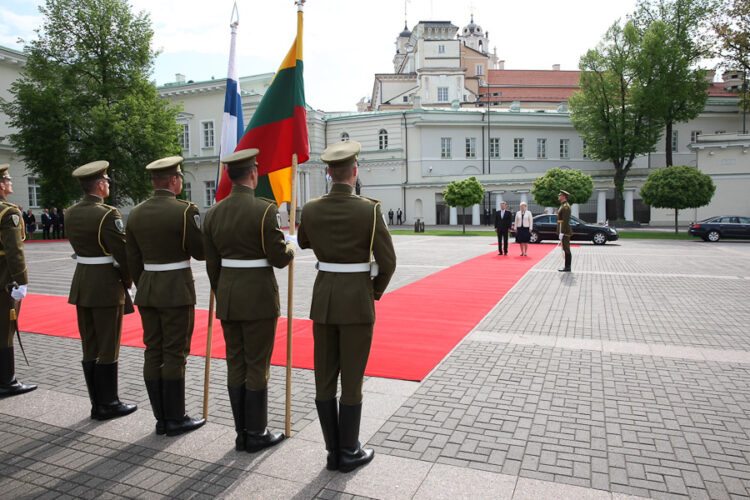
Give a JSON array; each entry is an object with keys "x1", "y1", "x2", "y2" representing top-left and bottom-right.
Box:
[
  {"x1": 203, "y1": 149, "x2": 296, "y2": 453},
  {"x1": 67, "y1": 161, "x2": 136, "y2": 420},
  {"x1": 557, "y1": 189, "x2": 573, "y2": 272},
  {"x1": 297, "y1": 141, "x2": 397, "y2": 473},
  {"x1": 0, "y1": 164, "x2": 36, "y2": 397},
  {"x1": 126, "y1": 156, "x2": 206, "y2": 436}
]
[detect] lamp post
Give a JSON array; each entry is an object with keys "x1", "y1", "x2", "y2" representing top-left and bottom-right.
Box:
[{"x1": 481, "y1": 83, "x2": 503, "y2": 174}]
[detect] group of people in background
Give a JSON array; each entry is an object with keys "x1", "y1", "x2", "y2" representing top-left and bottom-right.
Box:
[
  {"x1": 387, "y1": 208, "x2": 403, "y2": 225},
  {"x1": 20, "y1": 207, "x2": 66, "y2": 239}
]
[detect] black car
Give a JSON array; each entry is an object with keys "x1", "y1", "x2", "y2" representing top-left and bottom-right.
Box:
[
  {"x1": 688, "y1": 216, "x2": 750, "y2": 242},
  {"x1": 513, "y1": 214, "x2": 619, "y2": 245}
]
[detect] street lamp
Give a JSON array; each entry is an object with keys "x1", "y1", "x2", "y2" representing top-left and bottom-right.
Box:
[{"x1": 480, "y1": 83, "x2": 502, "y2": 174}]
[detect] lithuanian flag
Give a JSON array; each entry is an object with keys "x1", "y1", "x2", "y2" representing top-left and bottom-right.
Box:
[{"x1": 215, "y1": 8, "x2": 309, "y2": 204}]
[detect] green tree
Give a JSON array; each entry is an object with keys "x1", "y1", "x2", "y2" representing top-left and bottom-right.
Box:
[
  {"x1": 532, "y1": 168, "x2": 594, "y2": 209},
  {"x1": 632, "y1": 0, "x2": 713, "y2": 166},
  {"x1": 569, "y1": 21, "x2": 664, "y2": 220},
  {"x1": 1, "y1": 0, "x2": 181, "y2": 208},
  {"x1": 640, "y1": 165, "x2": 715, "y2": 234},
  {"x1": 443, "y1": 176, "x2": 485, "y2": 234},
  {"x1": 712, "y1": 0, "x2": 750, "y2": 132}
]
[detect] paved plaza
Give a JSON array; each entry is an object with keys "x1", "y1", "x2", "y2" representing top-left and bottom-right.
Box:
[{"x1": 1, "y1": 236, "x2": 749, "y2": 499}]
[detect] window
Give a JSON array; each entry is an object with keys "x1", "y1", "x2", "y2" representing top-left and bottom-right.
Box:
[
  {"x1": 201, "y1": 121, "x2": 214, "y2": 148},
  {"x1": 28, "y1": 177, "x2": 41, "y2": 208},
  {"x1": 437, "y1": 87, "x2": 449, "y2": 102},
  {"x1": 378, "y1": 129, "x2": 388, "y2": 150},
  {"x1": 691, "y1": 130, "x2": 702, "y2": 143},
  {"x1": 476, "y1": 65, "x2": 483, "y2": 76},
  {"x1": 514, "y1": 138, "x2": 524, "y2": 159},
  {"x1": 440, "y1": 137, "x2": 452, "y2": 158},
  {"x1": 204, "y1": 180, "x2": 216, "y2": 207},
  {"x1": 582, "y1": 139, "x2": 589, "y2": 159},
  {"x1": 560, "y1": 139, "x2": 569, "y2": 159},
  {"x1": 438, "y1": 44, "x2": 445, "y2": 54},
  {"x1": 465, "y1": 137, "x2": 476, "y2": 158},
  {"x1": 671, "y1": 130, "x2": 678, "y2": 152},
  {"x1": 537, "y1": 138, "x2": 547, "y2": 159},
  {"x1": 184, "y1": 182, "x2": 192, "y2": 202},
  {"x1": 341, "y1": 132, "x2": 349, "y2": 142},
  {"x1": 489, "y1": 138, "x2": 500, "y2": 158},
  {"x1": 403, "y1": 96, "x2": 408, "y2": 102},
  {"x1": 179, "y1": 124, "x2": 190, "y2": 151}
]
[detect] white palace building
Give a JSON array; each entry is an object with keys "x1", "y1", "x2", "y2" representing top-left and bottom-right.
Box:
[{"x1": 2, "y1": 15, "x2": 749, "y2": 226}]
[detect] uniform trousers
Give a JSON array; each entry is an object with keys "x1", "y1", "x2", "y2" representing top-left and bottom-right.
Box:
[
  {"x1": 313, "y1": 322, "x2": 373, "y2": 405},
  {"x1": 0, "y1": 292, "x2": 14, "y2": 348},
  {"x1": 221, "y1": 318, "x2": 277, "y2": 389},
  {"x1": 139, "y1": 305, "x2": 194, "y2": 381},
  {"x1": 562, "y1": 235, "x2": 572, "y2": 264},
  {"x1": 76, "y1": 305, "x2": 124, "y2": 363}
]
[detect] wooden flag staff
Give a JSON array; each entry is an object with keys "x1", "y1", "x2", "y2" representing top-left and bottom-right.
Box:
[
  {"x1": 285, "y1": 153, "x2": 298, "y2": 435},
  {"x1": 202, "y1": 291, "x2": 215, "y2": 420}
]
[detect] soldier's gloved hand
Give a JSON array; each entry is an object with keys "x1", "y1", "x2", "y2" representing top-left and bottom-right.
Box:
[
  {"x1": 11, "y1": 284, "x2": 27, "y2": 301},
  {"x1": 285, "y1": 234, "x2": 301, "y2": 251},
  {"x1": 558, "y1": 233, "x2": 564, "y2": 241}
]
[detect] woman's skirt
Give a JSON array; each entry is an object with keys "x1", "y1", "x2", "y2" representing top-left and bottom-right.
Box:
[{"x1": 516, "y1": 226, "x2": 530, "y2": 243}]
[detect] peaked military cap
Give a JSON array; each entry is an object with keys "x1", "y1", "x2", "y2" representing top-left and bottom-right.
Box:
[
  {"x1": 559, "y1": 190, "x2": 570, "y2": 197},
  {"x1": 146, "y1": 156, "x2": 183, "y2": 174},
  {"x1": 320, "y1": 141, "x2": 361, "y2": 166},
  {"x1": 0, "y1": 164, "x2": 10, "y2": 179},
  {"x1": 73, "y1": 160, "x2": 109, "y2": 179},
  {"x1": 221, "y1": 148, "x2": 259, "y2": 168}
]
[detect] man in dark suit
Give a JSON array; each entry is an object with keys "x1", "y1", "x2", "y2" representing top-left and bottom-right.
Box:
[
  {"x1": 51, "y1": 208, "x2": 60, "y2": 239},
  {"x1": 203, "y1": 148, "x2": 296, "y2": 453},
  {"x1": 298, "y1": 140, "x2": 397, "y2": 473},
  {"x1": 41, "y1": 209, "x2": 51, "y2": 239},
  {"x1": 494, "y1": 201, "x2": 512, "y2": 255}
]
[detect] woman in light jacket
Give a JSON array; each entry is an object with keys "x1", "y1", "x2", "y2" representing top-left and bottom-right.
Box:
[{"x1": 514, "y1": 202, "x2": 533, "y2": 256}]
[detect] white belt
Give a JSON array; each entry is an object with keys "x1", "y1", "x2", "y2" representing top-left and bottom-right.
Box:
[
  {"x1": 75, "y1": 255, "x2": 114, "y2": 265},
  {"x1": 143, "y1": 260, "x2": 191, "y2": 272},
  {"x1": 316, "y1": 262, "x2": 371, "y2": 273},
  {"x1": 221, "y1": 258, "x2": 270, "y2": 268}
]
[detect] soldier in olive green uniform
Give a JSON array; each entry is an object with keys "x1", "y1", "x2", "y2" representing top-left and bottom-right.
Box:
[
  {"x1": 126, "y1": 156, "x2": 206, "y2": 436},
  {"x1": 67, "y1": 161, "x2": 136, "y2": 419},
  {"x1": 0, "y1": 164, "x2": 36, "y2": 398},
  {"x1": 297, "y1": 141, "x2": 397, "y2": 473},
  {"x1": 557, "y1": 190, "x2": 573, "y2": 272},
  {"x1": 203, "y1": 149, "x2": 296, "y2": 453}
]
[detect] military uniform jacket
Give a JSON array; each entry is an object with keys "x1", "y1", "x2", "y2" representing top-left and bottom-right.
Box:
[
  {"x1": 557, "y1": 202, "x2": 572, "y2": 236},
  {"x1": 0, "y1": 200, "x2": 28, "y2": 288},
  {"x1": 67, "y1": 194, "x2": 131, "y2": 307},
  {"x1": 203, "y1": 185, "x2": 295, "y2": 321},
  {"x1": 297, "y1": 183, "x2": 397, "y2": 325},
  {"x1": 126, "y1": 191, "x2": 205, "y2": 307}
]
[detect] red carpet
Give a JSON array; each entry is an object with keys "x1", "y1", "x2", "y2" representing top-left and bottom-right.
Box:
[{"x1": 20, "y1": 243, "x2": 554, "y2": 381}]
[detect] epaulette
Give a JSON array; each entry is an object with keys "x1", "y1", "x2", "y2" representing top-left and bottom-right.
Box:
[
  {"x1": 176, "y1": 198, "x2": 197, "y2": 207},
  {"x1": 1, "y1": 201, "x2": 19, "y2": 209},
  {"x1": 257, "y1": 197, "x2": 275, "y2": 205},
  {"x1": 361, "y1": 196, "x2": 381, "y2": 204}
]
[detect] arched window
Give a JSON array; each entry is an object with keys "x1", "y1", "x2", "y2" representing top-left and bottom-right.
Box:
[
  {"x1": 378, "y1": 129, "x2": 388, "y2": 150},
  {"x1": 341, "y1": 132, "x2": 349, "y2": 142}
]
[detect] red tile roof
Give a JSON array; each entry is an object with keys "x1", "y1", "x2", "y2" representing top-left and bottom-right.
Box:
[{"x1": 487, "y1": 69, "x2": 581, "y2": 86}]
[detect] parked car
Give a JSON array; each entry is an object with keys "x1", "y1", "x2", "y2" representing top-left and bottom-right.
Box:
[
  {"x1": 688, "y1": 216, "x2": 750, "y2": 242},
  {"x1": 512, "y1": 214, "x2": 619, "y2": 245}
]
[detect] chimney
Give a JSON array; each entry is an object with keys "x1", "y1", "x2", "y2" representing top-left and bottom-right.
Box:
[
  {"x1": 498, "y1": 60, "x2": 505, "y2": 70},
  {"x1": 552, "y1": 64, "x2": 561, "y2": 71},
  {"x1": 175, "y1": 73, "x2": 186, "y2": 84}
]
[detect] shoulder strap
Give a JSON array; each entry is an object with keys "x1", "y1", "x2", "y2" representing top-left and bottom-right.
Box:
[
  {"x1": 98, "y1": 208, "x2": 116, "y2": 255},
  {"x1": 181, "y1": 203, "x2": 192, "y2": 252},
  {"x1": 260, "y1": 203, "x2": 274, "y2": 255},
  {"x1": 369, "y1": 202, "x2": 378, "y2": 261}
]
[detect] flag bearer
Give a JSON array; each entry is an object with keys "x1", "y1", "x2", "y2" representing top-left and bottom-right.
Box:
[
  {"x1": 126, "y1": 156, "x2": 206, "y2": 436},
  {"x1": 67, "y1": 160, "x2": 136, "y2": 419},
  {"x1": 297, "y1": 141, "x2": 397, "y2": 472},
  {"x1": 203, "y1": 148, "x2": 296, "y2": 452}
]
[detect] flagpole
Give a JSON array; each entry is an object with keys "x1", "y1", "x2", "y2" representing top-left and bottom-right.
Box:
[
  {"x1": 203, "y1": 291, "x2": 215, "y2": 420},
  {"x1": 285, "y1": 154, "x2": 298, "y2": 436}
]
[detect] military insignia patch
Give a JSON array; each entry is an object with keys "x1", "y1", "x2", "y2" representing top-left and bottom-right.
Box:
[
  {"x1": 114, "y1": 218, "x2": 125, "y2": 233},
  {"x1": 11, "y1": 214, "x2": 20, "y2": 227},
  {"x1": 194, "y1": 214, "x2": 201, "y2": 229},
  {"x1": 276, "y1": 213, "x2": 282, "y2": 229}
]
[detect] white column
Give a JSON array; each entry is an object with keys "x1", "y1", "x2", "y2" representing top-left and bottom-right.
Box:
[
  {"x1": 472, "y1": 204, "x2": 481, "y2": 226},
  {"x1": 596, "y1": 189, "x2": 607, "y2": 223},
  {"x1": 624, "y1": 189, "x2": 635, "y2": 221},
  {"x1": 449, "y1": 206, "x2": 458, "y2": 225},
  {"x1": 304, "y1": 172, "x2": 311, "y2": 203},
  {"x1": 571, "y1": 203, "x2": 579, "y2": 218},
  {"x1": 495, "y1": 192, "x2": 504, "y2": 211},
  {"x1": 520, "y1": 193, "x2": 528, "y2": 205}
]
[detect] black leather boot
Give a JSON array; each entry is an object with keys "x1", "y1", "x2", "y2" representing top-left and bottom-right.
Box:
[
  {"x1": 81, "y1": 360, "x2": 97, "y2": 418},
  {"x1": 316, "y1": 398, "x2": 339, "y2": 470},
  {"x1": 0, "y1": 347, "x2": 37, "y2": 398},
  {"x1": 162, "y1": 378, "x2": 205, "y2": 436},
  {"x1": 145, "y1": 379, "x2": 166, "y2": 435},
  {"x1": 92, "y1": 362, "x2": 137, "y2": 420},
  {"x1": 228, "y1": 386, "x2": 245, "y2": 451},
  {"x1": 559, "y1": 253, "x2": 572, "y2": 272},
  {"x1": 338, "y1": 402, "x2": 374, "y2": 473},
  {"x1": 244, "y1": 388, "x2": 284, "y2": 453}
]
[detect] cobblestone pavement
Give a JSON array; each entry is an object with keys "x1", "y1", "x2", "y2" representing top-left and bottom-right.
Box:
[{"x1": 2, "y1": 237, "x2": 750, "y2": 499}]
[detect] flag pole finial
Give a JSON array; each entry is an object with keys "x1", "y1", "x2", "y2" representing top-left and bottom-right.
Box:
[
  {"x1": 295, "y1": 0, "x2": 305, "y2": 12},
  {"x1": 230, "y1": 1, "x2": 239, "y2": 28}
]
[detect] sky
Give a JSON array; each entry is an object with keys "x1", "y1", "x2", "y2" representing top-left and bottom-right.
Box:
[{"x1": 0, "y1": 0, "x2": 645, "y2": 112}]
